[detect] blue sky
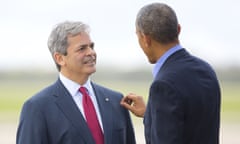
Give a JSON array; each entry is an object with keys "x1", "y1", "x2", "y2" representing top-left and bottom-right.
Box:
[{"x1": 0, "y1": 0, "x2": 239, "y2": 71}]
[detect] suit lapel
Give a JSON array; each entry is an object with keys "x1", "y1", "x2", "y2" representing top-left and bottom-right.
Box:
[
  {"x1": 53, "y1": 79, "x2": 95, "y2": 144},
  {"x1": 92, "y1": 83, "x2": 113, "y2": 144}
]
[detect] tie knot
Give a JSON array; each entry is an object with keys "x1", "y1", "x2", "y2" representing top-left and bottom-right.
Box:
[{"x1": 79, "y1": 86, "x2": 88, "y2": 95}]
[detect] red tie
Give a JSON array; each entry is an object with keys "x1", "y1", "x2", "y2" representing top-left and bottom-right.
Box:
[{"x1": 79, "y1": 87, "x2": 104, "y2": 144}]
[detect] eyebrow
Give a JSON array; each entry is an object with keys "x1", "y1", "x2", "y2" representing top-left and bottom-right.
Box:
[{"x1": 80, "y1": 42, "x2": 94, "y2": 47}]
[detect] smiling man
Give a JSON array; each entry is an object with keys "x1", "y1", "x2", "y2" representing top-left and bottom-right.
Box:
[{"x1": 16, "y1": 21, "x2": 136, "y2": 144}]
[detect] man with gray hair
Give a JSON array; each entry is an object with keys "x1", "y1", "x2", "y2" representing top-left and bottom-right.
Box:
[
  {"x1": 121, "y1": 2, "x2": 221, "y2": 144},
  {"x1": 17, "y1": 21, "x2": 136, "y2": 144}
]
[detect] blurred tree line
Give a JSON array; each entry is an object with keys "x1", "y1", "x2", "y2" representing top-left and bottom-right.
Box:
[{"x1": 0, "y1": 66, "x2": 239, "y2": 83}]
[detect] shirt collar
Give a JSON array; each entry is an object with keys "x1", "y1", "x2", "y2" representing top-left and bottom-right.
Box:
[
  {"x1": 59, "y1": 73, "x2": 92, "y2": 96},
  {"x1": 153, "y1": 44, "x2": 182, "y2": 78}
]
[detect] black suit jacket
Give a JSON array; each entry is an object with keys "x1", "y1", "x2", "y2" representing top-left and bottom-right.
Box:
[
  {"x1": 17, "y1": 79, "x2": 136, "y2": 144},
  {"x1": 144, "y1": 49, "x2": 221, "y2": 144}
]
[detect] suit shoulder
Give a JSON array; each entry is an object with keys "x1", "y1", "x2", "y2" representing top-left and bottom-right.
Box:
[
  {"x1": 24, "y1": 82, "x2": 57, "y2": 105},
  {"x1": 92, "y1": 83, "x2": 123, "y2": 97}
]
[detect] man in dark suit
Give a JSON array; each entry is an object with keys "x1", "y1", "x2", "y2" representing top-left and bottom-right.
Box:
[
  {"x1": 121, "y1": 2, "x2": 221, "y2": 144},
  {"x1": 17, "y1": 21, "x2": 136, "y2": 144}
]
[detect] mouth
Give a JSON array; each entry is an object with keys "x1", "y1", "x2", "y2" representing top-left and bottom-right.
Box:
[{"x1": 83, "y1": 56, "x2": 96, "y2": 65}]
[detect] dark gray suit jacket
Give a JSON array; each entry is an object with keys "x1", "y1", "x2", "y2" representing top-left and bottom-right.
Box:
[
  {"x1": 17, "y1": 79, "x2": 136, "y2": 144},
  {"x1": 144, "y1": 49, "x2": 221, "y2": 144}
]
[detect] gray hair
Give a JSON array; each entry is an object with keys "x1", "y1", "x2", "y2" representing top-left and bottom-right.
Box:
[
  {"x1": 136, "y1": 3, "x2": 179, "y2": 44},
  {"x1": 47, "y1": 21, "x2": 90, "y2": 71}
]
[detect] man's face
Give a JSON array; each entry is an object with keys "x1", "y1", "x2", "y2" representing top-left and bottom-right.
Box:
[{"x1": 60, "y1": 32, "x2": 96, "y2": 77}]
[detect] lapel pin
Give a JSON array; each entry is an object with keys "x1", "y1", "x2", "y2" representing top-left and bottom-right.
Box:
[{"x1": 105, "y1": 98, "x2": 109, "y2": 102}]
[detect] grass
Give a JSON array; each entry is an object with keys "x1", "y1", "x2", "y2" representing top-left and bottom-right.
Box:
[
  {"x1": 0, "y1": 80, "x2": 52, "y2": 122},
  {"x1": 220, "y1": 82, "x2": 240, "y2": 122},
  {"x1": 0, "y1": 80, "x2": 240, "y2": 123}
]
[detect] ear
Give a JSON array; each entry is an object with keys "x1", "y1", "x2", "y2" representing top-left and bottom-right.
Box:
[
  {"x1": 53, "y1": 52, "x2": 65, "y2": 67},
  {"x1": 177, "y1": 24, "x2": 181, "y2": 35}
]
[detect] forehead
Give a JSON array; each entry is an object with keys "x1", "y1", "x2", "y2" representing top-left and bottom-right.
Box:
[{"x1": 67, "y1": 32, "x2": 91, "y2": 44}]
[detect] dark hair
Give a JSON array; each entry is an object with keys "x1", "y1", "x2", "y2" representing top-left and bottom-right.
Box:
[{"x1": 136, "y1": 3, "x2": 179, "y2": 44}]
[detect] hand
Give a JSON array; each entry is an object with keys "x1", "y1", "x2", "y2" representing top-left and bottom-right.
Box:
[{"x1": 120, "y1": 93, "x2": 146, "y2": 118}]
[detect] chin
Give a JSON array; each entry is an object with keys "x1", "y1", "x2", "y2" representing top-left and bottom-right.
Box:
[
  {"x1": 88, "y1": 68, "x2": 96, "y2": 74},
  {"x1": 148, "y1": 58, "x2": 156, "y2": 64}
]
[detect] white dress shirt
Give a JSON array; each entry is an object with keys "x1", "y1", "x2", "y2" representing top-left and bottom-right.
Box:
[{"x1": 59, "y1": 73, "x2": 104, "y2": 131}]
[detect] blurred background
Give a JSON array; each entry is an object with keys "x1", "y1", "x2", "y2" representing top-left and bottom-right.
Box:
[{"x1": 0, "y1": 0, "x2": 239, "y2": 144}]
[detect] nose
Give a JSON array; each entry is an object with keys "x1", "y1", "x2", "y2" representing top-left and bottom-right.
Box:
[{"x1": 86, "y1": 46, "x2": 95, "y2": 56}]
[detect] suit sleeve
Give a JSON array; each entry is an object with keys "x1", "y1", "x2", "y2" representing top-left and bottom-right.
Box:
[
  {"x1": 17, "y1": 99, "x2": 48, "y2": 144},
  {"x1": 150, "y1": 81, "x2": 184, "y2": 144}
]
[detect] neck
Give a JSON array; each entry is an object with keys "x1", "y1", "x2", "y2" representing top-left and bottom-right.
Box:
[
  {"x1": 60, "y1": 70, "x2": 89, "y2": 85},
  {"x1": 153, "y1": 39, "x2": 179, "y2": 61}
]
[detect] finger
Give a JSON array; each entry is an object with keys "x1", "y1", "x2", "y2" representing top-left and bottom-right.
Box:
[
  {"x1": 125, "y1": 99, "x2": 133, "y2": 105},
  {"x1": 121, "y1": 96, "x2": 127, "y2": 103},
  {"x1": 120, "y1": 101, "x2": 134, "y2": 111},
  {"x1": 125, "y1": 94, "x2": 138, "y2": 100}
]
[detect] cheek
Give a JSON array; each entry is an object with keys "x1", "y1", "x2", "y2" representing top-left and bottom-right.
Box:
[
  {"x1": 137, "y1": 38, "x2": 143, "y2": 47},
  {"x1": 93, "y1": 52, "x2": 97, "y2": 59},
  {"x1": 138, "y1": 40, "x2": 145, "y2": 53},
  {"x1": 141, "y1": 48, "x2": 155, "y2": 63},
  {"x1": 141, "y1": 46, "x2": 148, "y2": 56}
]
